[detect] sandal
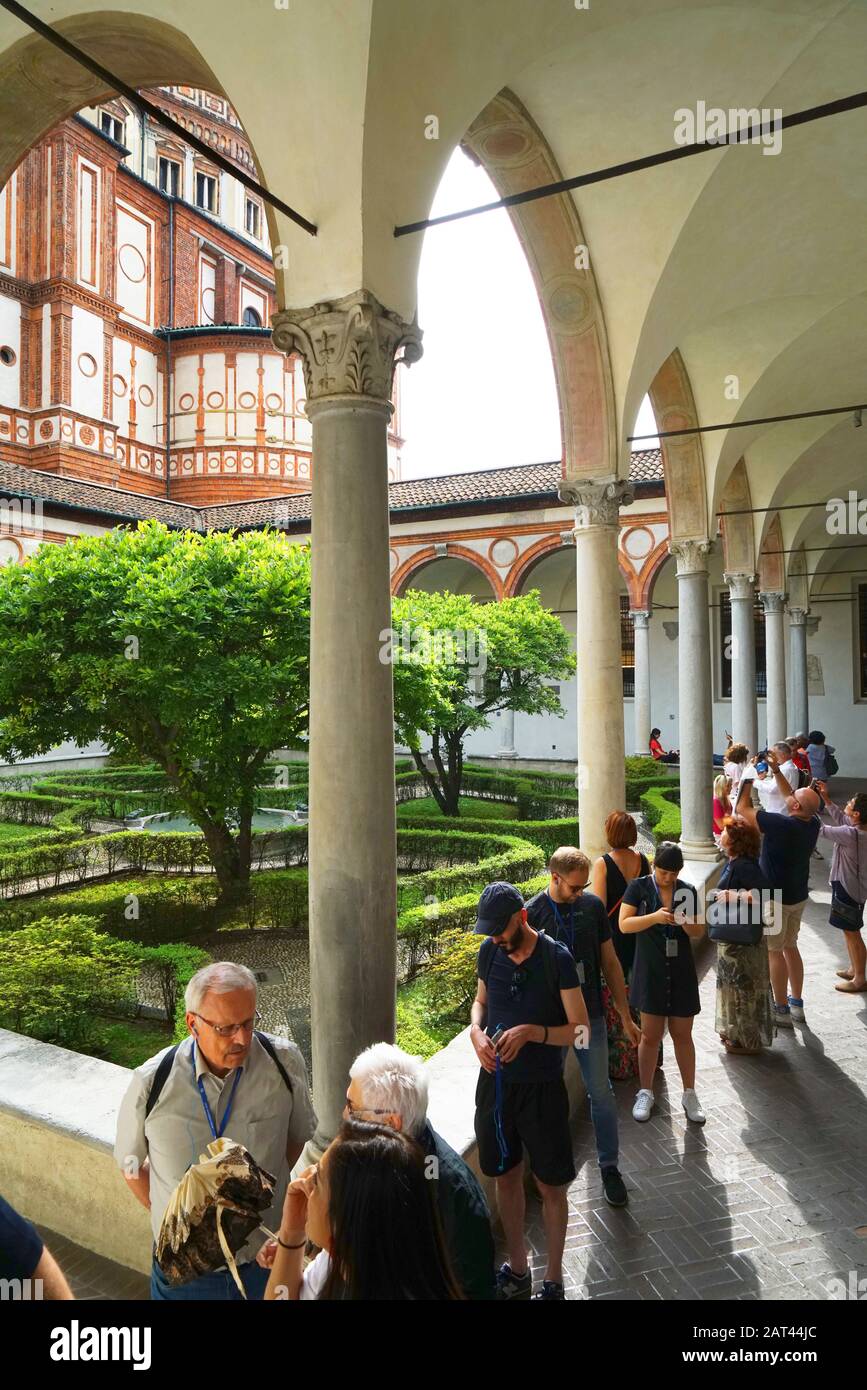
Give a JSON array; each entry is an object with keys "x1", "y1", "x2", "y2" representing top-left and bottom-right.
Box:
[
  {"x1": 836, "y1": 969, "x2": 854, "y2": 980},
  {"x1": 835, "y1": 980, "x2": 867, "y2": 994}
]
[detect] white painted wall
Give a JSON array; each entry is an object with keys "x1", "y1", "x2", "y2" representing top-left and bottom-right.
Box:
[
  {"x1": 70, "y1": 305, "x2": 104, "y2": 420},
  {"x1": 0, "y1": 295, "x2": 20, "y2": 409}
]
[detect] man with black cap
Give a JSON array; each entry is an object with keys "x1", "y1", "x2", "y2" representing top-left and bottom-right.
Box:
[{"x1": 470, "y1": 880, "x2": 589, "y2": 1301}]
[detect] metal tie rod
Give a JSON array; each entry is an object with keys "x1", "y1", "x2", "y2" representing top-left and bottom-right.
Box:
[
  {"x1": 0, "y1": 0, "x2": 317, "y2": 235},
  {"x1": 395, "y1": 89, "x2": 867, "y2": 236}
]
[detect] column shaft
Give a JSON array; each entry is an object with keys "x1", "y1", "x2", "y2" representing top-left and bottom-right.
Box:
[
  {"x1": 561, "y1": 480, "x2": 633, "y2": 861},
  {"x1": 789, "y1": 607, "x2": 809, "y2": 735},
  {"x1": 726, "y1": 572, "x2": 758, "y2": 752},
  {"x1": 672, "y1": 541, "x2": 719, "y2": 860},
  {"x1": 307, "y1": 398, "x2": 396, "y2": 1145},
  {"x1": 761, "y1": 592, "x2": 787, "y2": 743},
  {"x1": 631, "y1": 609, "x2": 651, "y2": 754},
  {"x1": 497, "y1": 706, "x2": 517, "y2": 758}
]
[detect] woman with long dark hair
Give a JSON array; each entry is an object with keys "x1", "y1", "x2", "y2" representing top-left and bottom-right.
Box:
[{"x1": 264, "y1": 1118, "x2": 463, "y2": 1300}]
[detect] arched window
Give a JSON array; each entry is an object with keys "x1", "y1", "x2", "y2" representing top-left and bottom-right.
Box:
[{"x1": 242, "y1": 306, "x2": 262, "y2": 327}]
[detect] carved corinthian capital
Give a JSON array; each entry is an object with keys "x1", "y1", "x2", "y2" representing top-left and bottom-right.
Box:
[
  {"x1": 669, "y1": 538, "x2": 713, "y2": 576},
  {"x1": 724, "y1": 571, "x2": 756, "y2": 601},
  {"x1": 271, "y1": 289, "x2": 423, "y2": 404},
  {"x1": 760, "y1": 590, "x2": 787, "y2": 615},
  {"x1": 557, "y1": 477, "x2": 634, "y2": 529}
]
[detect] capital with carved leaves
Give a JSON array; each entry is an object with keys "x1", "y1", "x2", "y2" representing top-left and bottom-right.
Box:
[
  {"x1": 760, "y1": 590, "x2": 787, "y2": 615},
  {"x1": 271, "y1": 289, "x2": 423, "y2": 406},
  {"x1": 724, "y1": 572, "x2": 757, "y2": 601},
  {"x1": 557, "y1": 477, "x2": 635, "y2": 529},
  {"x1": 787, "y1": 606, "x2": 808, "y2": 627},
  {"x1": 670, "y1": 538, "x2": 713, "y2": 577},
  {"x1": 630, "y1": 609, "x2": 651, "y2": 629}
]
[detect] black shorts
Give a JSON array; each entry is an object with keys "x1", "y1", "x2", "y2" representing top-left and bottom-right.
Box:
[{"x1": 474, "y1": 1070, "x2": 575, "y2": 1187}]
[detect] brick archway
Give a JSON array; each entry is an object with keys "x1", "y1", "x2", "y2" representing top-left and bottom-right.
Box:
[
  {"x1": 506, "y1": 532, "x2": 636, "y2": 602},
  {"x1": 391, "y1": 543, "x2": 503, "y2": 599}
]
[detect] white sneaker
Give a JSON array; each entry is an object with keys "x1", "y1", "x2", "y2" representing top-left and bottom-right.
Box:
[
  {"x1": 682, "y1": 1089, "x2": 706, "y2": 1124},
  {"x1": 788, "y1": 997, "x2": 806, "y2": 1023},
  {"x1": 632, "y1": 1089, "x2": 654, "y2": 1122},
  {"x1": 774, "y1": 1004, "x2": 794, "y2": 1028}
]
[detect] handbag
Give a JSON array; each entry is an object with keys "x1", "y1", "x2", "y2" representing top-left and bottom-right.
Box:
[
  {"x1": 826, "y1": 751, "x2": 839, "y2": 777},
  {"x1": 831, "y1": 833, "x2": 864, "y2": 928},
  {"x1": 706, "y1": 887, "x2": 764, "y2": 946}
]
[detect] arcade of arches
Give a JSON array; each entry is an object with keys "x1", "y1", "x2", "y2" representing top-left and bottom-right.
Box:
[{"x1": 0, "y1": 1, "x2": 866, "y2": 1151}]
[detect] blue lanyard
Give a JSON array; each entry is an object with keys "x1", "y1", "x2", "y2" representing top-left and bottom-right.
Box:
[
  {"x1": 546, "y1": 893, "x2": 576, "y2": 946},
  {"x1": 192, "y1": 1041, "x2": 243, "y2": 1140}
]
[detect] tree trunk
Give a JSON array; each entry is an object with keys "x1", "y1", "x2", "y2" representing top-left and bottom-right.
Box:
[{"x1": 197, "y1": 816, "x2": 249, "y2": 905}]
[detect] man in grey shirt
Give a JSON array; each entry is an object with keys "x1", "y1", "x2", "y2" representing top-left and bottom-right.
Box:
[{"x1": 115, "y1": 961, "x2": 316, "y2": 1300}]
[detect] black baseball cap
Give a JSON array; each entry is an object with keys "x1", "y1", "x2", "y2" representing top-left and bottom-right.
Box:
[{"x1": 475, "y1": 881, "x2": 525, "y2": 935}]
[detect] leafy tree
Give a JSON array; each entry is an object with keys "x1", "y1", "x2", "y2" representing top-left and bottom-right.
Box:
[
  {"x1": 0, "y1": 522, "x2": 310, "y2": 902},
  {"x1": 0, "y1": 914, "x2": 143, "y2": 1049},
  {"x1": 389, "y1": 589, "x2": 575, "y2": 815}
]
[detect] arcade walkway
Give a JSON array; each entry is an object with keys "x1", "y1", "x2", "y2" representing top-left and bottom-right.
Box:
[
  {"x1": 32, "y1": 827, "x2": 867, "y2": 1303},
  {"x1": 521, "y1": 850, "x2": 867, "y2": 1300}
]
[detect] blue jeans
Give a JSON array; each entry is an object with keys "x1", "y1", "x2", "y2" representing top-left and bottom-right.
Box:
[
  {"x1": 574, "y1": 1018, "x2": 619, "y2": 1170},
  {"x1": 150, "y1": 1255, "x2": 269, "y2": 1301}
]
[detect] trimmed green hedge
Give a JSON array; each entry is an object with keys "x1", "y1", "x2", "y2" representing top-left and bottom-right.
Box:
[
  {"x1": 398, "y1": 813, "x2": 580, "y2": 862},
  {"x1": 640, "y1": 784, "x2": 682, "y2": 842}
]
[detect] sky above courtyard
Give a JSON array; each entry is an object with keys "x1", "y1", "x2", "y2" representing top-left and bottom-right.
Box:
[{"x1": 400, "y1": 147, "x2": 659, "y2": 480}]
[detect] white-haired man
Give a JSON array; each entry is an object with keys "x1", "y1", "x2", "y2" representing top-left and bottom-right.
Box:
[
  {"x1": 345, "y1": 1042, "x2": 496, "y2": 1300},
  {"x1": 115, "y1": 961, "x2": 316, "y2": 1300}
]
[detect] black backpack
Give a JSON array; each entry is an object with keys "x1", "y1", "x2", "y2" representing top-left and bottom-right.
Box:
[
  {"x1": 144, "y1": 1030, "x2": 293, "y2": 1120},
  {"x1": 479, "y1": 930, "x2": 564, "y2": 1017}
]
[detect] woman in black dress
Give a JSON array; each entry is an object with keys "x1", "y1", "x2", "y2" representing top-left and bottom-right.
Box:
[
  {"x1": 591, "y1": 810, "x2": 650, "y2": 979},
  {"x1": 619, "y1": 842, "x2": 706, "y2": 1124}
]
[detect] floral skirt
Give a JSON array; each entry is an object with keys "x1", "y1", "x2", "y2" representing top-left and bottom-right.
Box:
[{"x1": 714, "y1": 940, "x2": 774, "y2": 1049}]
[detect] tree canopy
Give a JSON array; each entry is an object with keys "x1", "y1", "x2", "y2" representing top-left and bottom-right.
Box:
[
  {"x1": 389, "y1": 589, "x2": 575, "y2": 814},
  {"x1": 0, "y1": 522, "x2": 310, "y2": 900}
]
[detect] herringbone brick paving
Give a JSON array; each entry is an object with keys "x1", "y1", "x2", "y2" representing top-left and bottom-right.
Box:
[{"x1": 519, "y1": 856, "x2": 867, "y2": 1299}]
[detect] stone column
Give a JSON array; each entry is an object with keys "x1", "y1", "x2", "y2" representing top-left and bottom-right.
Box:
[
  {"x1": 761, "y1": 591, "x2": 787, "y2": 743},
  {"x1": 272, "y1": 291, "x2": 422, "y2": 1150},
  {"x1": 671, "y1": 540, "x2": 719, "y2": 860},
  {"x1": 497, "y1": 706, "x2": 517, "y2": 759},
  {"x1": 788, "y1": 606, "x2": 809, "y2": 735},
  {"x1": 724, "y1": 572, "x2": 758, "y2": 753},
  {"x1": 630, "y1": 609, "x2": 651, "y2": 754},
  {"x1": 558, "y1": 478, "x2": 634, "y2": 861}
]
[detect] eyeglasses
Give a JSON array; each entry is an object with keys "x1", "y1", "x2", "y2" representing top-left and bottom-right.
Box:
[
  {"x1": 557, "y1": 875, "x2": 588, "y2": 896},
  {"x1": 193, "y1": 1010, "x2": 261, "y2": 1038},
  {"x1": 345, "y1": 1097, "x2": 393, "y2": 1117},
  {"x1": 509, "y1": 967, "x2": 528, "y2": 1002}
]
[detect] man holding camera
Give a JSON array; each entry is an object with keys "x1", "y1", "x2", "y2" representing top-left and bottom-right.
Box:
[
  {"x1": 470, "y1": 881, "x2": 589, "y2": 1302},
  {"x1": 735, "y1": 750, "x2": 821, "y2": 1027}
]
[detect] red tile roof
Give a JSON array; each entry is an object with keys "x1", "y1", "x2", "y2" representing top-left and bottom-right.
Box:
[{"x1": 0, "y1": 450, "x2": 664, "y2": 532}]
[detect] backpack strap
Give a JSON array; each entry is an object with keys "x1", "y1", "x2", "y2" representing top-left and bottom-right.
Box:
[
  {"x1": 255, "y1": 1030, "x2": 294, "y2": 1095},
  {"x1": 479, "y1": 936, "x2": 498, "y2": 989},
  {"x1": 144, "y1": 1044, "x2": 180, "y2": 1120},
  {"x1": 144, "y1": 1031, "x2": 293, "y2": 1122}
]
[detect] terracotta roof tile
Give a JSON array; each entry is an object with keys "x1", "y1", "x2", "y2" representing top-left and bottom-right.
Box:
[{"x1": 0, "y1": 449, "x2": 663, "y2": 532}]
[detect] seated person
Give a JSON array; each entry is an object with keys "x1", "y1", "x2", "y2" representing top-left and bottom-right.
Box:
[{"x1": 649, "y1": 728, "x2": 679, "y2": 764}]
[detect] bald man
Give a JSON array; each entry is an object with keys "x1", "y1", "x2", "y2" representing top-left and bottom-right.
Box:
[{"x1": 735, "y1": 749, "x2": 821, "y2": 1027}]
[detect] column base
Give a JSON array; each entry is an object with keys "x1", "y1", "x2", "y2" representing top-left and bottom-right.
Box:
[
  {"x1": 678, "y1": 838, "x2": 723, "y2": 863},
  {"x1": 496, "y1": 748, "x2": 518, "y2": 760}
]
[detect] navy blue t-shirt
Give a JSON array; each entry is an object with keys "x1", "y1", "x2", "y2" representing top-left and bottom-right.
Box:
[
  {"x1": 0, "y1": 1194, "x2": 43, "y2": 1279},
  {"x1": 757, "y1": 810, "x2": 820, "y2": 904},
  {"x1": 524, "y1": 890, "x2": 610, "y2": 1020},
  {"x1": 477, "y1": 932, "x2": 579, "y2": 1083}
]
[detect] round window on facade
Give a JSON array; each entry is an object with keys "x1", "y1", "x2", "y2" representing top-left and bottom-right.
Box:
[
  {"x1": 0, "y1": 346, "x2": 16, "y2": 366},
  {"x1": 242, "y1": 306, "x2": 262, "y2": 327}
]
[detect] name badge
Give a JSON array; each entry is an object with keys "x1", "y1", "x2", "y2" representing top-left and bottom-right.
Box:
[
  {"x1": 666, "y1": 937, "x2": 679, "y2": 958},
  {"x1": 576, "y1": 961, "x2": 586, "y2": 985}
]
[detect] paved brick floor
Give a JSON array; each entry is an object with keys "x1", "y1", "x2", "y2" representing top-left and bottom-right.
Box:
[
  {"x1": 519, "y1": 854, "x2": 867, "y2": 1300},
  {"x1": 33, "y1": 1225, "x2": 150, "y2": 1300}
]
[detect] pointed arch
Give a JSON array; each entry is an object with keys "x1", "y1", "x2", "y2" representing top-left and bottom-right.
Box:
[{"x1": 463, "y1": 89, "x2": 616, "y2": 481}]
